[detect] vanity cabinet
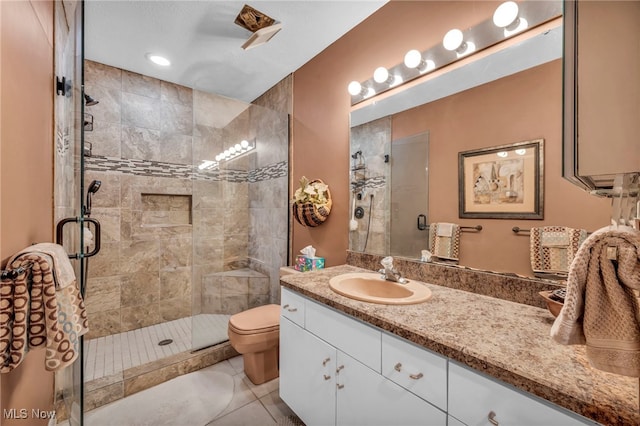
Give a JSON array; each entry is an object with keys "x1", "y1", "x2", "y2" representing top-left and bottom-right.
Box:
[
  {"x1": 280, "y1": 287, "x2": 597, "y2": 426},
  {"x1": 280, "y1": 287, "x2": 446, "y2": 426}
]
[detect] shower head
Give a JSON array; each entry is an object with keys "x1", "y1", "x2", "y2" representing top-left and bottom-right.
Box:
[
  {"x1": 84, "y1": 94, "x2": 99, "y2": 106},
  {"x1": 84, "y1": 180, "x2": 102, "y2": 217},
  {"x1": 87, "y1": 180, "x2": 101, "y2": 194}
]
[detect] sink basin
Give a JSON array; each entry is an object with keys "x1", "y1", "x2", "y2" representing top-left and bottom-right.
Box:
[{"x1": 328, "y1": 272, "x2": 432, "y2": 305}]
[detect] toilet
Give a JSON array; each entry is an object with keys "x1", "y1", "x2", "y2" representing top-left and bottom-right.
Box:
[{"x1": 228, "y1": 304, "x2": 280, "y2": 385}]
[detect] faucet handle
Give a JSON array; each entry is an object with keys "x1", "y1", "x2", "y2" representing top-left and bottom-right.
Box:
[{"x1": 381, "y1": 256, "x2": 394, "y2": 269}]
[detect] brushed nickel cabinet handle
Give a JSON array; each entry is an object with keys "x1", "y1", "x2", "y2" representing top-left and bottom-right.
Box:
[
  {"x1": 336, "y1": 365, "x2": 344, "y2": 373},
  {"x1": 488, "y1": 411, "x2": 499, "y2": 426},
  {"x1": 394, "y1": 363, "x2": 402, "y2": 372},
  {"x1": 287, "y1": 307, "x2": 298, "y2": 312},
  {"x1": 322, "y1": 357, "x2": 330, "y2": 366},
  {"x1": 282, "y1": 304, "x2": 289, "y2": 309},
  {"x1": 323, "y1": 374, "x2": 331, "y2": 380},
  {"x1": 409, "y1": 372, "x2": 423, "y2": 380},
  {"x1": 337, "y1": 384, "x2": 344, "y2": 389}
]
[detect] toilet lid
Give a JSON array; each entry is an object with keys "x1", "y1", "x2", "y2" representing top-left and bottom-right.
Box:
[{"x1": 229, "y1": 304, "x2": 280, "y2": 333}]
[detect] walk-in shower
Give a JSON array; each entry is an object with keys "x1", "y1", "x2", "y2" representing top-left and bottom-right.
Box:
[{"x1": 75, "y1": 59, "x2": 290, "y2": 416}]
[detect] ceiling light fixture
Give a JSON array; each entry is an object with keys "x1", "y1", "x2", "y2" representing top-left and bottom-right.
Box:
[{"x1": 146, "y1": 54, "x2": 171, "y2": 66}]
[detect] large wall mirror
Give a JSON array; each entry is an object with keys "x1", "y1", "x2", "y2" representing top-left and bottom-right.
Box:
[
  {"x1": 563, "y1": 0, "x2": 640, "y2": 192},
  {"x1": 347, "y1": 1, "x2": 614, "y2": 277}
]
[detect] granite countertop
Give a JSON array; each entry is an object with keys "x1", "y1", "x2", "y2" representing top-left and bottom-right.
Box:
[{"x1": 280, "y1": 265, "x2": 639, "y2": 425}]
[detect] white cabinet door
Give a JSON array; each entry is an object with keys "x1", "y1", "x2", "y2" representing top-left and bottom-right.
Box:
[
  {"x1": 280, "y1": 317, "x2": 336, "y2": 426},
  {"x1": 336, "y1": 351, "x2": 446, "y2": 426},
  {"x1": 449, "y1": 362, "x2": 597, "y2": 426}
]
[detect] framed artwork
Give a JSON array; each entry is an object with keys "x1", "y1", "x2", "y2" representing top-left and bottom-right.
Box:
[{"x1": 458, "y1": 139, "x2": 544, "y2": 219}]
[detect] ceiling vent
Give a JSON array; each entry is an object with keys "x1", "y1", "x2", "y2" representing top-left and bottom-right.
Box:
[{"x1": 235, "y1": 4, "x2": 282, "y2": 50}]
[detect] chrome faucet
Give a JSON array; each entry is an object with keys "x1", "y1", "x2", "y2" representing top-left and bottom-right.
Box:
[{"x1": 378, "y1": 256, "x2": 408, "y2": 284}]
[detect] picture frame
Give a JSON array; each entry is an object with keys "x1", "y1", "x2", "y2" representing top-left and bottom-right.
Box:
[{"x1": 458, "y1": 139, "x2": 544, "y2": 219}]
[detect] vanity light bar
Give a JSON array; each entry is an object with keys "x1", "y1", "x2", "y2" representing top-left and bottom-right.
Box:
[
  {"x1": 198, "y1": 139, "x2": 256, "y2": 171},
  {"x1": 348, "y1": 0, "x2": 562, "y2": 106}
]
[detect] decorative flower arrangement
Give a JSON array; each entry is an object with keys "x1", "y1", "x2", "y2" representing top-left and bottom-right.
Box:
[
  {"x1": 292, "y1": 176, "x2": 332, "y2": 227},
  {"x1": 293, "y1": 176, "x2": 329, "y2": 205}
]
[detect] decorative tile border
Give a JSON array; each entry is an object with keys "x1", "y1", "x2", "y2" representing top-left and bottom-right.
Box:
[
  {"x1": 351, "y1": 175, "x2": 386, "y2": 191},
  {"x1": 86, "y1": 156, "x2": 287, "y2": 183}
]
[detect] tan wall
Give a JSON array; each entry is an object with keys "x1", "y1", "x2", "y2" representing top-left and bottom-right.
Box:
[
  {"x1": 0, "y1": 1, "x2": 55, "y2": 425},
  {"x1": 292, "y1": 1, "x2": 610, "y2": 271}
]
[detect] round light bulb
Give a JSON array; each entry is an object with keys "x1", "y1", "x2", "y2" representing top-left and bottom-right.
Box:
[
  {"x1": 229, "y1": 147, "x2": 236, "y2": 154},
  {"x1": 515, "y1": 149, "x2": 527, "y2": 155},
  {"x1": 348, "y1": 81, "x2": 362, "y2": 96},
  {"x1": 241, "y1": 140, "x2": 249, "y2": 148},
  {"x1": 443, "y1": 29, "x2": 464, "y2": 51},
  {"x1": 234, "y1": 143, "x2": 242, "y2": 151},
  {"x1": 224, "y1": 150, "x2": 230, "y2": 158},
  {"x1": 146, "y1": 54, "x2": 171, "y2": 66},
  {"x1": 424, "y1": 59, "x2": 436, "y2": 72},
  {"x1": 497, "y1": 151, "x2": 508, "y2": 158},
  {"x1": 215, "y1": 154, "x2": 221, "y2": 161},
  {"x1": 373, "y1": 67, "x2": 390, "y2": 84},
  {"x1": 404, "y1": 50, "x2": 422, "y2": 69},
  {"x1": 493, "y1": 1, "x2": 519, "y2": 28}
]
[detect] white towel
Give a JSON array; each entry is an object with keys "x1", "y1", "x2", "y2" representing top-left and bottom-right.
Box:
[
  {"x1": 436, "y1": 223, "x2": 454, "y2": 237},
  {"x1": 15, "y1": 243, "x2": 75, "y2": 289}
]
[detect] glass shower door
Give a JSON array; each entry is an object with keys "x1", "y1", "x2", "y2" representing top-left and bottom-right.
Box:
[{"x1": 53, "y1": 1, "x2": 86, "y2": 425}]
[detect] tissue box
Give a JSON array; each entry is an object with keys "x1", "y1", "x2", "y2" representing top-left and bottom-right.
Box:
[{"x1": 295, "y1": 255, "x2": 325, "y2": 272}]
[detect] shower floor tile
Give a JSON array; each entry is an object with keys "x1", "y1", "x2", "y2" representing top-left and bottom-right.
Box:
[{"x1": 84, "y1": 314, "x2": 231, "y2": 382}]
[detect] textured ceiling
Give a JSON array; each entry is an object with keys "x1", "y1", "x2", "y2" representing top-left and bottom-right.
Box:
[{"x1": 85, "y1": 1, "x2": 388, "y2": 102}]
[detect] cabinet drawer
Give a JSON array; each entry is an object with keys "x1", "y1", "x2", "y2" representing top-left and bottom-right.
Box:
[
  {"x1": 381, "y1": 332, "x2": 447, "y2": 411},
  {"x1": 449, "y1": 362, "x2": 597, "y2": 426},
  {"x1": 305, "y1": 298, "x2": 381, "y2": 372},
  {"x1": 280, "y1": 287, "x2": 306, "y2": 327}
]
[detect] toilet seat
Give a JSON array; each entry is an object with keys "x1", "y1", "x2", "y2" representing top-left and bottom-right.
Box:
[{"x1": 228, "y1": 304, "x2": 280, "y2": 334}]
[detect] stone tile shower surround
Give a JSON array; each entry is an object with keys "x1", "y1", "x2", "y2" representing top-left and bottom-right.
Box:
[{"x1": 83, "y1": 60, "x2": 289, "y2": 339}]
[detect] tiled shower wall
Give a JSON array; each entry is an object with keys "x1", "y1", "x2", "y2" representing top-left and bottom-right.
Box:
[
  {"x1": 83, "y1": 60, "x2": 289, "y2": 339},
  {"x1": 349, "y1": 117, "x2": 390, "y2": 255}
]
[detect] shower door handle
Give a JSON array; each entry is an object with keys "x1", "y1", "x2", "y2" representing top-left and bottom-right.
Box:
[
  {"x1": 56, "y1": 217, "x2": 101, "y2": 259},
  {"x1": 417, "y1": 214, "x2": 427, "y2": 231}
]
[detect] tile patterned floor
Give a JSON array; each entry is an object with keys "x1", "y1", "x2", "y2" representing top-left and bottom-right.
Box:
[
  {"x1": 84, "y1": 314, "x2": 231, "y2": 382},
  {"x1": 60, "y1": 355, "x2": 303, "y2": 426}
]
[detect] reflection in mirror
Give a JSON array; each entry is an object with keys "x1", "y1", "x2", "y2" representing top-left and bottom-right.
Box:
[
  {"x1": 390, "y1": 132, "x2": 429, "y2": 258},
  {"x1": 347, "y1": 4, "x2": 612, "y2": 278}
]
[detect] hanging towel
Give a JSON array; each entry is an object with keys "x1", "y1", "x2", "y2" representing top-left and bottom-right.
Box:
[
  {"x1": 14, "y1": 242, "x2": 76, "y2": 288},
  {"x1": 428, "y1": 223, "x2": 461, "y2": 261},
  {"x1": 0, "y1": 246, "x2": 88, "y2": 373},
  {"x1": 530, "y1": 226, "x2": 588, "y2": 275},
  {"x1": 550, "y1": 225, "x2": 640, "y2": 377}
]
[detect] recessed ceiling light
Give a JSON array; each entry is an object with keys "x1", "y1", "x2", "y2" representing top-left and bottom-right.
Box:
[{"x1": 146, "y1": 54, "x2": 171, "y2": 66}]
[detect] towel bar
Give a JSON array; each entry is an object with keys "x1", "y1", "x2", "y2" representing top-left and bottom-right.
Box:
[
  {"x1": 1, "y1": 261, "x2": 34, "y2": 280},
  {"x1": 461, "y1": 225, "x2": 483, "y2": 232}
]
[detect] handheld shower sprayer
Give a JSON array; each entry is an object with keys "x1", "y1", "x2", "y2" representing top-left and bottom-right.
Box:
[{"x1": 84, "y1": 180, "x2": 102, "y2": 217}]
